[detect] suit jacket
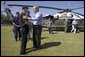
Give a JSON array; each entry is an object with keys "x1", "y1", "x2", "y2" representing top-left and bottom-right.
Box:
[{"x1": 20, "y1": 11, "x2": 31, "y2": 27}]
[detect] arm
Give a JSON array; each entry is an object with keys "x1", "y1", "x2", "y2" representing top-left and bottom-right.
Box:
[
  {"x1": 32, "y1": 12, "x2": 42, "y2": 21},
  {"x1": 12, "y1": 17, "x2": 20, "y2": 27},
  {"x1": 12, "y1": 22, "x2": 20, "y2": 27}
]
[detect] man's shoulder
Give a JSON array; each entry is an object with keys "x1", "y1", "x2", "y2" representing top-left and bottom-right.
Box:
[{"x1": 37, "y1": 12, "x2": 42, "y2": 14}]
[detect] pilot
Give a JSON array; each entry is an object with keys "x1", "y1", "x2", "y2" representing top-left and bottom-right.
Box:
[
  {"x1": 71, "y1": 19, "x2": 78, "y2": 33},
  {"x1": 47, "y1": 17, "x2": 53, "y2": 34}
]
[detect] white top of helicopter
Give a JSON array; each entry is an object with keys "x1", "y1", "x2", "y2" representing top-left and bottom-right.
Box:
[
  {"x1": 53, "y1": 12, "x2": 84, "y2": 19},
  {"x1": 45, "y1": 14, "x2": 50, "y2": 16},
  {"x1": 72, "y1": 13, "x2": 84, "y2": 19}
]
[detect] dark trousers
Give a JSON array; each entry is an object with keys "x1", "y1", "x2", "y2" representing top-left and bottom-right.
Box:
[
  {"x1": 33, "y1": 25, "x2": 42, "y2": 48},
  {"x1": 13, "y1": 27, "x2": 21, "y2": 41},
  {"x1": 20, "y1": 24, "x2": 29, "y2": 54},
  {"x1": 48, "y1": 27, "x2": 53, "y2": 34}
]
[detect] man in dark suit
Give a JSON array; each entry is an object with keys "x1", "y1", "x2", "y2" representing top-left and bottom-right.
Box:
[
  {"x1": 20, "y1": 6, "x2": 31, "y2": 54},
  {"x1": 12, "y1": 12, "x2": 21, "y2": 42}
]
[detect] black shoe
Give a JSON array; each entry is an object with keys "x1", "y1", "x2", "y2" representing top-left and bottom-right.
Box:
[
  {"x1": 19, "y1": 38, "x2": 21, "y2": 41},
  {"x1": 15, "y1": 40, "x2": 18, "y2": 42},
  {"x1": 33, "y1": 46, "x2": 36, "y2": 48},
  {"x1": 20, "y1": 52, "x2": 26, "y2": 55},
  {"x1": 37, "y1": 47, "x2": 41, "y2": 49}
]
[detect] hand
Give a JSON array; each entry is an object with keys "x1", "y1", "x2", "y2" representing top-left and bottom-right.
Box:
[
  {"x1": 25, "y1": 21, "x2": 28, "y2": 24},
  {"x1": 27, "y1": 17, "x2": 32, "y2": 20},
  {"x1": 23, "y1": 16, "x2": 27, "y2": 19},
  {"x1": 16, "y1": 25, "x2": 20, "y2": 27},
  {"x1": 13, "y1": 23, "x2": 20, "y2": 27}
]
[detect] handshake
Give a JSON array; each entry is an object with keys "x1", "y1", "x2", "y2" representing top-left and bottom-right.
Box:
[{"x1": 23, "y1": 16, "x2": 32, "y2": 20}]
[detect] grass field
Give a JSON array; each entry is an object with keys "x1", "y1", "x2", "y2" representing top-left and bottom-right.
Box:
[{"x1": 1, "y1": 26, "x2": 84, "y2": 56}]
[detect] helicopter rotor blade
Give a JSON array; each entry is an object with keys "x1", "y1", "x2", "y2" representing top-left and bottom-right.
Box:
[
  {"x1": 71, "y1": 7, "x2": 84, "y2": 10},
  {"x1": 72, "y1": 11, "x2": 84, "y2": 16},
  {"x1": 7, "y1": 4, "x2": 64, "y2": 10}
]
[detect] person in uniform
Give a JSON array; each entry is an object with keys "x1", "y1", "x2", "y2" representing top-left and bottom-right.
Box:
[
  {"x1": 12, "y1": 12, "x2": 21, "y2": 42},
  {"x1": 47, "y1": 18, "x2": 53, "y2": 34},
  {"x1": 20, "y1": 6, "x2": 31, "y2": 54},
  {"x1": 71, "y1": 19, "x2": 78, "y2": 33}
]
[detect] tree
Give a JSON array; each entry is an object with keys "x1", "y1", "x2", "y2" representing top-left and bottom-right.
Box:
[{"x1": 1, "y1": 8, "x2": 13, "y2": 25}]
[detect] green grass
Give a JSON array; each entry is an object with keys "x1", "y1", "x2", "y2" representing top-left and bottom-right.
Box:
[{"x1": 1, "y1": 26, "x2": 84, "y2": 56}]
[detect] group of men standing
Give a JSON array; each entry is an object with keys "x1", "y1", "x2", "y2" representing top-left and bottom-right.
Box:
[
  {"x1": 12, "y1": 5, "x2": 42, "y2": 54},
  {"x1": 12, "y1": 5, "x2": 79, "y2": 55}
]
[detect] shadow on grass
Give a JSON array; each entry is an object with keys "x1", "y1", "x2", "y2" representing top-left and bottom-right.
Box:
[
  {"x1": 40, "y1": 42, "x2": 61, "y2": 49},
  {"x1": 41, "y1": 37, "x2": 49, "y2": 40},
  {"x1": 25, "y1": 41, "x2": 61, "y2": 54}
]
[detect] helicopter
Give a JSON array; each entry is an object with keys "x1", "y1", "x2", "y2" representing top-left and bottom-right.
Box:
[
  {"x1": 7, "y1": 4, "x2": 84, "y2": 18},
  {"x1": 2, "y1": 4, "x2": 84, "y2": 32}
]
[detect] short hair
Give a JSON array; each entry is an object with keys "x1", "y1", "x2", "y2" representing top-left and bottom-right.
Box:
[
  {"x1": 16, "y1": 12, "x2": 19, "y2": 14},
  {"x1": 22, "y1": 6, "x2": 29, "y2": 10},
  {"x1": 33, "y1": 5, "x2": 39, "y2": 9}
]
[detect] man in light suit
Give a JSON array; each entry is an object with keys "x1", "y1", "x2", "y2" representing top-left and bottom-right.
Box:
[{"x1": 30, "y1": 5, "x2": 43, "y2": 49}]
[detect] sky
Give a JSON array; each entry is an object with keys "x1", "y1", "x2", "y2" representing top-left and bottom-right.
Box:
[{"x1": 1, "y1": 1, "x2": 84, "y2": 17}]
